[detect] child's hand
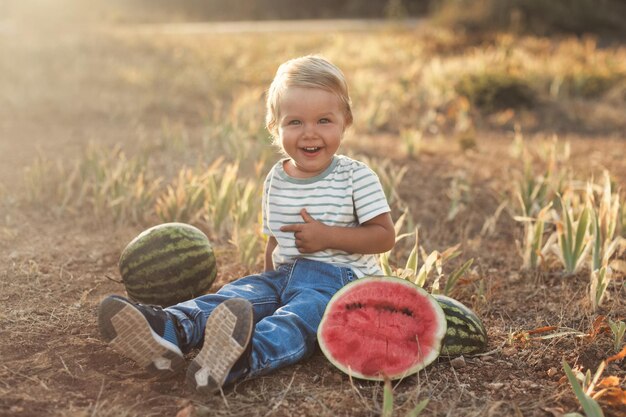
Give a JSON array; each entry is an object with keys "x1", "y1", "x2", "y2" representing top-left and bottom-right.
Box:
[{"x1": 280, "y1": 209, "x2": 328, "y2": 253}]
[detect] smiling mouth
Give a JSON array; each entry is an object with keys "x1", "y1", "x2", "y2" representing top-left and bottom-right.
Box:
[{"x1": 302, "y1": 147, "x2": 321, "y2": 153}]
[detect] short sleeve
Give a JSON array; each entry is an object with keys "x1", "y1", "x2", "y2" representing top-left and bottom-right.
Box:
[{"x1": 352, "y1": 164, "x2": 391, "y2": 224}]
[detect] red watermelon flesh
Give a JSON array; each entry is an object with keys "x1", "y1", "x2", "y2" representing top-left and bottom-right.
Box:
[{"x1": 318, "y1": 276, "x2": 446, "y2": 381}]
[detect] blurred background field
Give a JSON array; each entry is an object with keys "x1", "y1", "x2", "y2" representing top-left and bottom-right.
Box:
[
  {"x1": 2, "y1": 0, "x2": 625, "y2": 183},
  {"x1": 1, "y1": 1, "x2": 625, "y2": 416}
]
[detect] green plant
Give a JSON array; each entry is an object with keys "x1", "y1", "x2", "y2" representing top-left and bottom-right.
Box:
[
  {"x1": 607, "y1": 319, "x2": 625, "y2": 353},
  {"x1": 380, "y1": 218, "x2": 472, "y2": 295},
  {"x1": 203, "y1": 121, "x2": 274, "y2": 171},
  {"x1": 154, "y1": 158, "x2": 265, "y2": 267},
  {"x1": 564, "y1": 70, "x2": 626, "y2": 99},
  {"x1": 562, "y1": 360, "x2": 605, "y2": 417},
  {"x1": 382, "y1": 378, "x2": 429, "y2": 417},
  {"x1": 586, "y1": 172, "x2": 625, "y2": 310},
  {"x1": 515, "y1": 202, "x2": 554, "y2": 270},
  {"x1": 517, "y1": 163, "x2": 551, "y2": 218},
  {"x1": 511, "y1": 135, "x2": 570, "y2": 269},
  {"x1": 23, "y1": 153, "x2": 58, "y2": 205},
  {"x1": 380, "y1": 210, "x2": 414, "y2": 276},
  {"x1": 589, "y1": 266, "x2": 610, "y2": 313},
  {"x1": 229, "y1": 224, "x2": 264, "y2": 269},
  {"x1": 455, "y1": 70, "x2": 535, "y2": 113},
  {"x1": 561, "y1": 345, "x2": 626, "y2": 417},
  {"x1": 514, "y1": 137, "x2": 569, "y2": 215},
  {"x1": 589, "y1": 172, "x2": 623, "y2": 271},
  {"x1": 439, "y1": 258, "x2": 474, "y2": 296},
  {"x1": 359, "y1": 156, "x2": 408, "y2": 207},
  {"x1": 202, "y1": 161, "x2": 241, "y2": 235},
  {"x1": 433, "y1": 0, "x2": 626, "y2": 37},
  {"x1": 231, "y1": 178, "x2": 262, "y2": 231},
  {"x1": 551, "y1": 195, "x2": 592, "y2": 275},
  {"x1": 24, "y1": 145, "x2": 161, "y2": 224},
  {"x1": 155, "y1": 167, "x2": 208, "y2": 225},
  {"x1": 446, "y1": 173, "x2": 471, "y2": 222},
  {"x1": 400, "y1": 128, "x2": 423, "y2": 159}
]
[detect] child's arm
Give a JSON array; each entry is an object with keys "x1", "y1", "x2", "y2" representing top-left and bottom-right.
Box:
[
  {"x1": 264, "y1": 236, "x2": 278, "y2": 271},
  {"x1": 280, "y1": 209, "x2": 395, "y2": 255}
]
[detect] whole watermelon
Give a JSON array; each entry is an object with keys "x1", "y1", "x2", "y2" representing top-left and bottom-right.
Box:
[
  {"x1": 317, "y1": 276, "x2": 447, "y2": 381},
  {"x1": 433, "y1": 294, "x2": 488, "y2": 356},
  {"x1": 119, "y1": 223, "x2": 217, "y2": 307}
]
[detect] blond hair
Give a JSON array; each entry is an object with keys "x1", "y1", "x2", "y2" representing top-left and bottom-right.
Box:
[{"x1": 265, "y1": 55, "x2": 353, "y2": 138}]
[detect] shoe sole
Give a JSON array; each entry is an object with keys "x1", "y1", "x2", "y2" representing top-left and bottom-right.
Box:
[
  {"x1": 186, "y1": 298, "x2": 253, "y2": 395},
  {"x1": 98, "y1": 296, "x2": 185, "y2": 377}
]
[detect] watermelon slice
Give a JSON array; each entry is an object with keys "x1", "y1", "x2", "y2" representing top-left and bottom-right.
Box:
[{"x1": 317, "y1": 276, "x2": 447, "y2": 381}]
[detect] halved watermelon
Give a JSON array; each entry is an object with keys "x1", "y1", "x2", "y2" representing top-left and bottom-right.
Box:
[{"x1": 317, "y1": 276, "x2": 447, "y2": 381}]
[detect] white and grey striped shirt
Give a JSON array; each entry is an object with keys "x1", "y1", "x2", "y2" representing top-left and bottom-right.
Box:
[{"x1": 262, "y1": 155, "x2": 391, "y2": 277}]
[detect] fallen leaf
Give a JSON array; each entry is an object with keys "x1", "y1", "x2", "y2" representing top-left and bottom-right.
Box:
[
  {"x1": 606, "y1": 345, "x2": 626, "y2": 363},
  {"x1": 598, "y1": 376, "x2": 620, "y2": 388},
  {"x1": 594, "y1": 386, "x2": 626, "y2": 407},
  {"x1": 585, "y1": 315, "x2": 608, "y2": 340}
]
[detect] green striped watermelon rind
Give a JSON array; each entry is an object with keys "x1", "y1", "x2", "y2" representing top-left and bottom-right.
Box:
[
  {"x1": 433, "y1": 294, "x2": 488, "y2": 356},
  {"x1": 119, "y1": 223, "x2": 217, "y2": 307},
  {"x1": 318, "y1": 276, "x2": 447, "y2": 381}
]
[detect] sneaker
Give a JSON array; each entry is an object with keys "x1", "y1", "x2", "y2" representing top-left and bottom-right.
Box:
[
  {"x1": 98, "y1": 295, "x2": 185, "y2": 377},
  {"x1": 186, "y1": 298, "x2": 253, "y2": 395}
]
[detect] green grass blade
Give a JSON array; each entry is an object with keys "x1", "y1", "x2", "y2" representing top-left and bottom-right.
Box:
[
  {"x1": 380, "y1": 251, "x2": 393, "y2": 276},
  {"x1": 394, "y1": 210, "x2": 408, "y2": 236},
  {"x1": 573, "y1": 207, "x2": 590, "y2": 260},
  {"x1": 591, "y1": 209, "x2": 602, "y2": 271},
  {"x1": 405, "y1": 398, "x2": 429, "y2": 417},
  {"x1": 530, "y1": 219, "x2": 545, "y2": 269},
  {"x1": 405, "y1": 228, "x2": 419, "y2": 271},
  {"x1": 443, "y1": 258, "x2": 473, "y2": 296},
  {"x1": 382, "y1": 379, "x2": 394, "y2": 417},
  {"x1": 563, "y1": 207, "x2": 575, "y2": 272},
  {"x1": 562, "y1": 360, "x2": 605, "y2": 417},
  {"x1": 608, "y1": 319, "x2": 626, "y2": 352}
]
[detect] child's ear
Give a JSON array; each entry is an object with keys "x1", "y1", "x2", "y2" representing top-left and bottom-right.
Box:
[{"x1": 341, "y1": 120, "x2": 352, "y2": 135}]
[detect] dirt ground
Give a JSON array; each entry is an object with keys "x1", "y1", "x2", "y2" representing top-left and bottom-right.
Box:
[{"x1": 1, "y1": 13, "x2": 625, "y2": 417}]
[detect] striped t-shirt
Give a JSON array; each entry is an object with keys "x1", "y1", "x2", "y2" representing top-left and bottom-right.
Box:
[{"x1": 262, "y1": 155, "x2": 391, "y2": 277}]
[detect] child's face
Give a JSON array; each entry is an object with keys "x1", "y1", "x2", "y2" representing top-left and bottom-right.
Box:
[{"x1": 277, "y1": 87, "x2": 346, "y2": 178}]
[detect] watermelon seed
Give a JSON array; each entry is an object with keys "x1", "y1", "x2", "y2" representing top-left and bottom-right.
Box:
[
  {"x1": 373, "y1": 303, "x2": 414, "y2": 317},
  {"x1": 400, "y1": 307, "x2": 414, "y2": 317}
]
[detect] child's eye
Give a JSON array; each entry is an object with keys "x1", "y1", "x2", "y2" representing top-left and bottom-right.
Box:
[
  {"x1": 319, "y1": 118, "x2": 331, "y2": 124},
  {"x1": 288, "y1": 120, "x2": 301, "y2": 126}
]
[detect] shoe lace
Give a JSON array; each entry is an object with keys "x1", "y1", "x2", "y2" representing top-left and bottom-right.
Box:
[
  {"x1": 136, "y1": 302, "x2": 165, "y2": 314},
  {"x1": 136, "y1": 302, "x2": 184, "y2": 342}
]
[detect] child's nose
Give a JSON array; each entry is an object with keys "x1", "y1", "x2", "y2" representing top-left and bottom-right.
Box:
[{"x1": 303, "y1": 123, "x2": 317, "y2": 136}]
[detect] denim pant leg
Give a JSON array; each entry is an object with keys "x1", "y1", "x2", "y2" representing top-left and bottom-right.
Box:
[
  {"x1": 246, "y1": 259, "x2": 355, "y2": 379},
  {"x1": 166, "y1": 268, "x2": 289, "y2": 352}
]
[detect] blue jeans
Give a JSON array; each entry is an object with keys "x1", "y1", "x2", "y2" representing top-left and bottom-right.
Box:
[{"x1": 166, "y1": 258, "x2": 356, "y2": 380}]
